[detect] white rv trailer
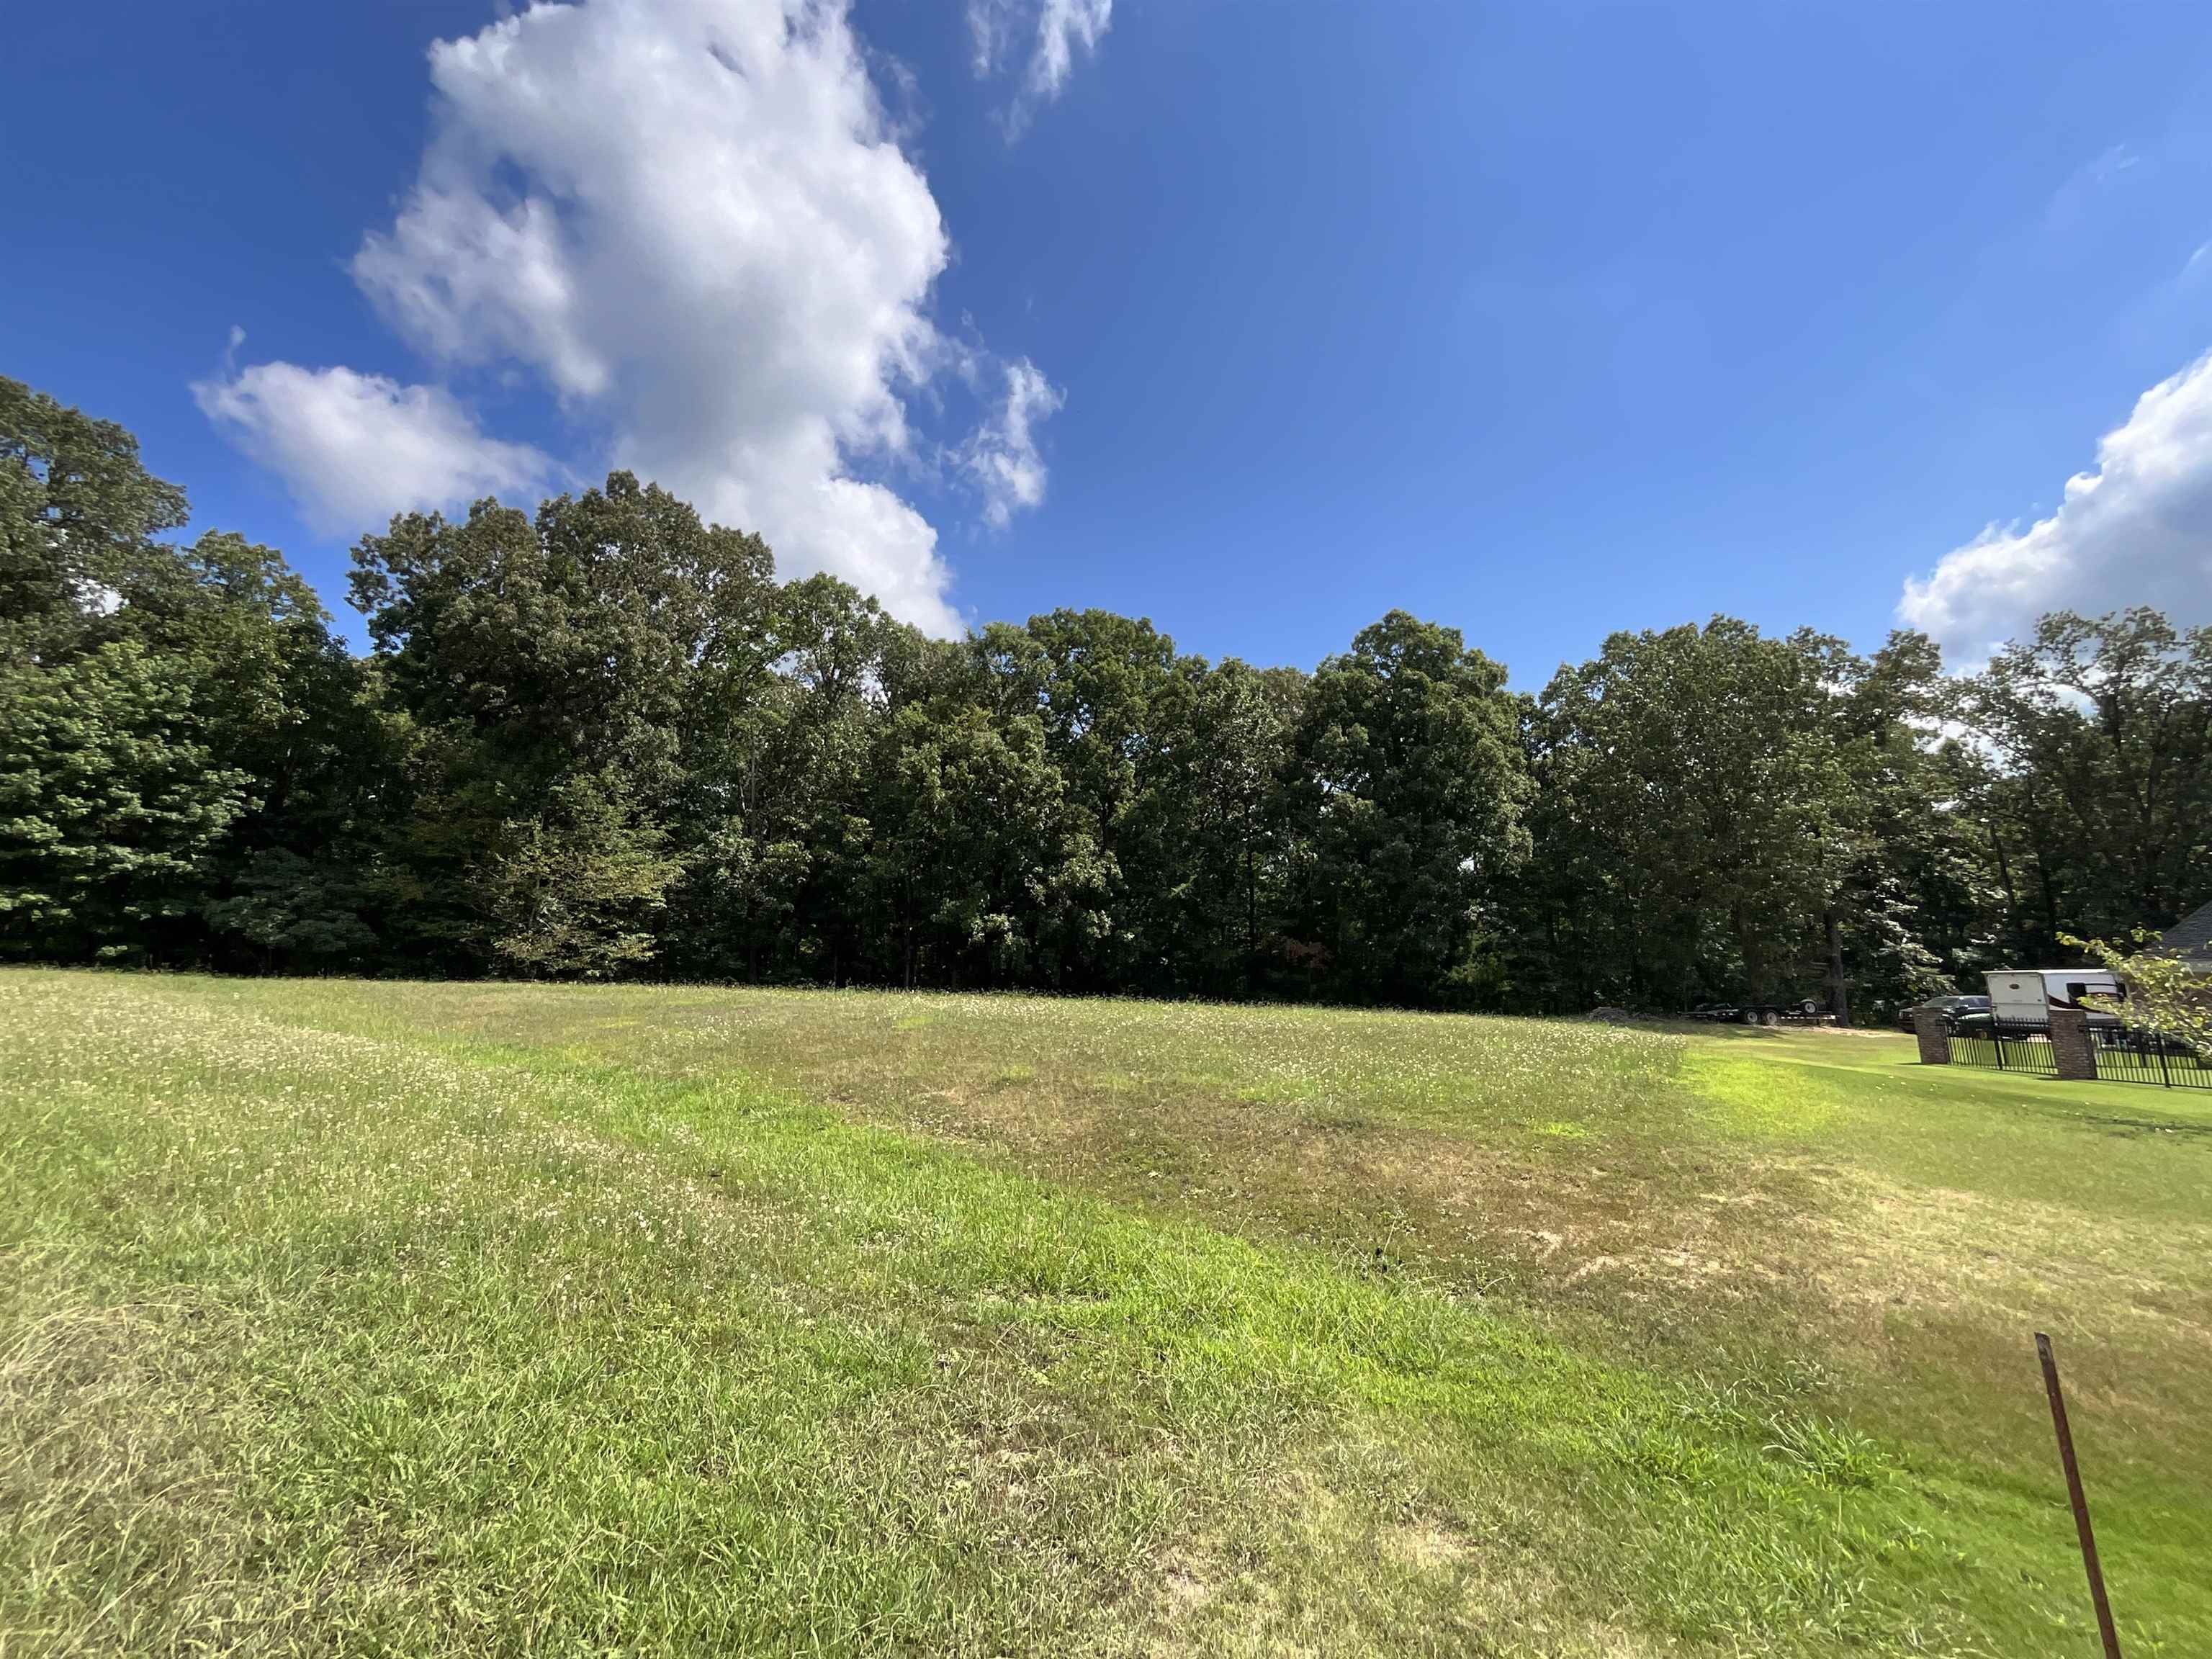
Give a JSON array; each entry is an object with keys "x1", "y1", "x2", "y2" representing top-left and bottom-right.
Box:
[{"x1": 1982, "y1": 968, "x2": 2126, "y2": 1026}]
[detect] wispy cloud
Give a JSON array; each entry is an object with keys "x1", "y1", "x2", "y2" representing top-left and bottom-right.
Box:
[
  {"x1": 2044, "y1": 143, "x2": 2141, "y2": 233},
  {"x1": 967, "y1": 0, "x2": 1112, "y2": 135},
  {"x1": 961, "y1": 358, "x2": 1064, "y2": 527}
]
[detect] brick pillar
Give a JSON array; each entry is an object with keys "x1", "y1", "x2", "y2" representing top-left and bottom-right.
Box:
[
  {"x1": 2049, "y1": 1008, "x2": 2098, "y2": 1082},
  {"x1": 1912, "y1": 1007, "x2": 1951, "y2": 1066}
]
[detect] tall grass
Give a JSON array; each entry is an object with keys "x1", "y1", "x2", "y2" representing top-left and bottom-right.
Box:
[{"x1": 3, "y1": 969, "x2": 2205, "y2": 1655}]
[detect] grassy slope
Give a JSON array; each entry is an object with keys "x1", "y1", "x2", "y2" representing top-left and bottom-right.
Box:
[{"x1": 2, "y1": 971, "x2": 2206, "y2": 1656}]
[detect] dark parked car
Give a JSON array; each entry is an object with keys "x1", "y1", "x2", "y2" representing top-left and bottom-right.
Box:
[{"x1": 1899, "y1": 994, "x2": 1990, "y2": 1032}]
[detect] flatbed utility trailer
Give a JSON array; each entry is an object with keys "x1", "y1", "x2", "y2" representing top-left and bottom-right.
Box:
[{"x1": 1689, "y1": 999, "x2": 1834, "y2": 1028}]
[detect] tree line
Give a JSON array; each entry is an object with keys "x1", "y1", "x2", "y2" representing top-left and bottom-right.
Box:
[{"x1": 6, "y1": 374, "x2": 2209, "y2": 1018}]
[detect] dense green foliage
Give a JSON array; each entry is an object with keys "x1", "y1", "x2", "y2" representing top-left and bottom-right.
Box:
[{"x1": 5, "y1": 373, "x2": 2208, "y2": 1012}]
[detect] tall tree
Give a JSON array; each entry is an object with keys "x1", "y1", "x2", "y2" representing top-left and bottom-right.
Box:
[
  {"x1": 1822, "y1": 630, "x2": 1980, "y2": 1019},
  {"x1": 857, "y1": 698, "x2": 1106, "y2": 989},
  {"x1": 1120, "y1": 656, "x2": 1305, "y2": 996},
  {"x1": 0, "y1": 639, "x2": 246, "y2": 961},
  {"x1": 662, "y1": 575, "x2": 919, "y2": 984},
  {"x1": 351, "y1": 473, "x2": 775, "y2": 976},
  {"x1": 1966, "y1": 609, "x2": 2212, "y2": 953},
  {"x1": 1, "y1": 375, "x2": 189, "y2": 660},
  {"x1": 973, "y1": 610, "x2": 1179, "y2": 986},
  {"x1": 1522, "y1": 618, "x2": 1860, "y2": 1012},
  {"x1": 123, "y1": 531, "x2": 386, "y2": 969},
  {"x1": 1281, "y1": 611, "x2": 1529, "y2": 1008},
  {"x1": 0, "y1": 381, "x2": 336, "y2": 964}
]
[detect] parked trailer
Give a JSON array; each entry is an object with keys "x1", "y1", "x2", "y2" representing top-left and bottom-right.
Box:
[
  {"x1": 1982, "y1": 969, "x2": 2125, "y2": 1027},
  {"x1": 1689, "y1": 999, "x2": 1832, "y2": 1028}
]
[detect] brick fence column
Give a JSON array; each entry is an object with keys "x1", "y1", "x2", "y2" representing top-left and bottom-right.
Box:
[
  {"x1": 2049, "y1": 1008, "x2": 2098, "y2": 1082},
  {"x1": 1912, "y1": 1007, "x2": 1951, "y2": 1066}
]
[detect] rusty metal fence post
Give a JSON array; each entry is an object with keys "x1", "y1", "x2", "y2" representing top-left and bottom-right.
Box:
[{"x1": 2036, "y1": 1332, "x2": 2123, "y2": 1659}]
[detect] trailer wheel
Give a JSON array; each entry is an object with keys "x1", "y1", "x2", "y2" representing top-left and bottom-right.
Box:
[
  {"x1": 1739, "y1": 1009, "x2": 1758, "y2": 1025},
  {"x1": 1761, "y1": 1010, "x2": 1779, "y2": 1028}
]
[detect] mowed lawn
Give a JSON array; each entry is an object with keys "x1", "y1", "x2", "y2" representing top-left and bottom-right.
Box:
[{"x1": 3, "y1": 971, "x2": 2208, "y2": 1657}]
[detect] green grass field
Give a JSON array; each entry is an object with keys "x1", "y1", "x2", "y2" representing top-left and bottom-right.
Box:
[{"x1": 4, "y1": 969, "x2": 2207, "y2": 1656}]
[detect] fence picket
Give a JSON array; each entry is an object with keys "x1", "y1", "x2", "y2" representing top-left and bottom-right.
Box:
[{"x1": 1946, "y1": 1020, "x2": 2210, "y2": 1091}]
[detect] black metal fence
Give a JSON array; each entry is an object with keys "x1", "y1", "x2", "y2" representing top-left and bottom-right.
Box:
[
  {"x1": 2087, "y1": 1024, "x2": 2212, "y2": 1090},
  {"x1": 1948, "y1": 1019, "x2": 2059, "y2": 1076},
  {"x1": 1946, "y1": 1019, "x2": 2212, "y2": 1089}
]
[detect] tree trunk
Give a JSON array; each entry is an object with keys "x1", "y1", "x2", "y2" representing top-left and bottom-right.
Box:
[
  {"x1": 2033, "y1": 845, "x2": 2064, "y2": 956},
  {"x1": 1244, "y1": 817, "x2": 1258, "y2": 966},
  {"x1": 1823, "y1": 907, "x2": 1851, "y2": 1026},
  {"x1": 1987, "y1": 819, "x2": 2020, "y2": 938}
]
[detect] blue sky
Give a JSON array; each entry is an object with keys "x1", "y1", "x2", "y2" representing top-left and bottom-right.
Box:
[{"x1": 8, "y1": 1, "x2": 2212, "y2": 683}]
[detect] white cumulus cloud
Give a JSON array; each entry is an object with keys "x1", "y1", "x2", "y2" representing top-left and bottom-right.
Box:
[
  {"x1": 968, "y1": 0, "x2": 1110, "y2": 131},
  {"x1": 192, "y1": 361, "x2": 552, "y2": 535},
  {"x1": 359, "y1": 0, "x2": 958, "y2": 631},
  {"x1": 962, "y1": 358, "x2": 1064, "y2": 527},
  {"x1": 1899, "y1": 351, "x2": 2212, "y2": 658},
  {"x1": 203, "y1": 0, "x2": 1066, "y2": 637}
]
